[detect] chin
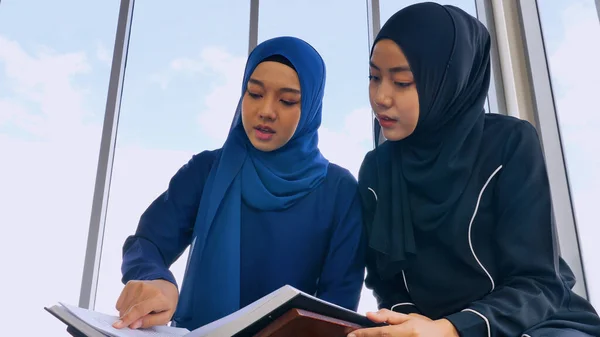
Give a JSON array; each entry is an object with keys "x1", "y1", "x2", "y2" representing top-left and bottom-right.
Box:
[
  {"x1": 248, "y1": 139, "x2": 278, "y2": 152},
  {"x1": 381, "y1": 129, "x2": 410, "y2": 142}
]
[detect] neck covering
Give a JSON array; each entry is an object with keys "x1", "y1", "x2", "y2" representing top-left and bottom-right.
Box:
[
  {"x1": 368, "y1": 2, "x2": 491, "y2": 279},
  {"x1": 179, "y1": 36, "x2": 329, "y2": 328}
]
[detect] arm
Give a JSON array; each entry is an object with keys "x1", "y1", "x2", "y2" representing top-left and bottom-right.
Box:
[
  {"x1": 315, "y1": 172, "x2": 367, "y2": 311},
  {"x1": 121, "y1": 151, "x2": 214, "y2": 288},
  {"x1": 364, "y1": 250, "x2": 422, "y2": 315},
  {"x1": 445, "y1": 121, "x2": 569, "y2": 337},
  {"x1": 358, "y1": 151, "x2": 422, "y2": 315}
]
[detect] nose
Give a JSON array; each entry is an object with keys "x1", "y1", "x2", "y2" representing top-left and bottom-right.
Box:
[
  {"x1": 259, "y1": 101, "x2": 277, "y2": 121},
  {"x1": 374, "y1": 83, "x2": 393, "y2": 109}
]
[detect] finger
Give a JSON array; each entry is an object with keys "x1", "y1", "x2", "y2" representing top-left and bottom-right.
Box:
[
  {"x1": 114, "y1": 297, "x2": 168, "y2": 329},
  {"x1": 117, "y1": 292, "x2": 137, "y2": 318},
  {"x1": 348, "y1": 325, "x2": 402, "y2": 337},
  {"x1": 365, "y1": 311, "x2": 388, "y2": 323},
  {"x1": 129, "y1": 318, "x2": 143, "y2": 329},
  {"x1": 116, "y1": 282, "x2": 139, "y2": 313},
  {"x1": 115, "y1": 286, "x2": 130, "y2": 312},
  {"x1": 408, "y1": 313, "x2": 431, "y2": 321},
  {"x1": 367, "y1": 309, "x2": 412, "y2": 325},
  {"x1": 139, "y1": 311, "x2": 173, "y2": 329}
]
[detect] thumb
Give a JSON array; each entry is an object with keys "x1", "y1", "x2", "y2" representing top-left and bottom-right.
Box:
[{"x1": 367, "y1": 309, "x2": 412, "y2": 325}]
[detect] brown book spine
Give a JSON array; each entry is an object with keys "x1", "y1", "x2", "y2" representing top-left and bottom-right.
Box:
[{"x1": 255, "y1": 308, "x2": 364, "y2": 337}]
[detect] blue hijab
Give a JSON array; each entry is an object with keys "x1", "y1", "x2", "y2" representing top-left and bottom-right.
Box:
[{"x1": 174, "y1": 36, "x2": 329, "y2": 329}]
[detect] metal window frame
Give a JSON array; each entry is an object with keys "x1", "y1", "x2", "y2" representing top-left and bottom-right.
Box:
[
  {"x1": 596, "y1": 0, "x2": 600, "y2": 24},
  {"x1": 78, "y1": 0, "x2": 135, "y2": 309},
  {"x1": 516, "y1": 0, "x2": 588, "y2": 298},
  {"x1": 366, "y1": 0, "x2": 382, "y2": 148},
  {"x1": 475, "y1": 0, "x2": 508, "y2": 116},
  {"x1": 248, "y1": 0, "x2": 259, "y2": 54}
]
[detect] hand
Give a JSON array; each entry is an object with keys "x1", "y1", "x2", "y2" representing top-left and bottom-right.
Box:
[
  {"x1": 348, "y1": 309, "x2": 459, "y2": 337},
  {"x1": 113, "y1": 279, "x2": 179, "y2": 329}
]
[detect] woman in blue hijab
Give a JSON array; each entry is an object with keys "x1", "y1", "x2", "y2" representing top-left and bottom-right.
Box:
[
  {"x1": 112, "y1": 36, "x2": 366, "y2": 331},
  {"x1": 350, "y1": 3, "x2": 600, "y2": 337}
]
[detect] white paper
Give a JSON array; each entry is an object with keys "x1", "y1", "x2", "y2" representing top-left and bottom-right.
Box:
[{"x1": 59, "y1": 302, "x2": 189, "y2": 337}]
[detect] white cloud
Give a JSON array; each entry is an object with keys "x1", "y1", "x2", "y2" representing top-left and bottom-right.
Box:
[
  {"x1": 176, "y1": 47, "x2": 246, "y2": 149},
  {"x1": 95, "y1": 41, "x2": 112, "y2": 66},
  {"x1": 546, "y1": 1, "x2": 600, "y2": 307},
  {"x1": 319, "y1": 106, "x2": 373, "y2": 178},
  {"x1": 148, "y1": 47, "x2": 247, "y2": 149},
  {"x1": 0, "y1": 99, "x2": 27, "y2": 126},
  {"x1": 0, "y1": 35, "x2": 96, "y2": 141},
  {"x1": 0, "y1": 35, "x2": 194, "y2": 334},
  {"x1": 0, "y1": 35, "x2": 105, "y2": 336}
]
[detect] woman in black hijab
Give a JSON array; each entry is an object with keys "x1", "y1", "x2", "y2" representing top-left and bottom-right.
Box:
[{"x1": 350, "y1": 3, "x2": 600, "y2": 337}]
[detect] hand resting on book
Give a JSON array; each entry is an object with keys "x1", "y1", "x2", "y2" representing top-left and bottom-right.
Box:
[
  {"x1": 112, "y1": 279, "x2": 179, "y2": 330},
  {"x1": 347, "y1": 309, "x2": 459, "y2": 337}
]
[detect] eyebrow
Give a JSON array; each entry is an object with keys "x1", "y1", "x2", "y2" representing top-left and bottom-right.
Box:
[
  {"x1": 369, "y1": 61, "x2": 412, "y2": 73},
  {"x1": 248, "y1": 78, "x2": 301, "y2": 94}
]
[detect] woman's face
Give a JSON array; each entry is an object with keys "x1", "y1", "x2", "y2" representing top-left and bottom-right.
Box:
[
  {"x1": 369, "y1": 39, "x2": 420, "y2": 141},
  {"x1": 241, "y1": 61, "x2": 302, "y2": 152}
]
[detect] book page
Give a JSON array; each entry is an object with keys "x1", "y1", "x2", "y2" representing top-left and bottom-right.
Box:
[
  {"x1": 186, "y1": 285, "x2": 297, "y2": 337},
  {"x1": 59, "y1": 303, "x2": 189, "y2": 337}
]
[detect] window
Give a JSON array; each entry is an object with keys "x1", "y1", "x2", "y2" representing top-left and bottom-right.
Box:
[
  {"x1": 257, "y1": 0, "x2": 375, "y2": 313},
  {"x1": 0, "y1": 0, "x2": 119, "y2": 335},
  {"x1": 537, "y1": 0, "x2": 600, "y2": 307},
  {"x1": 93, "y1": 1, "x2": 251, "y2": 314}
]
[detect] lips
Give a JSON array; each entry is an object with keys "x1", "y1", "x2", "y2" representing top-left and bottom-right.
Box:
[
  {"x1": 253, "y1": 124, "x2": 276, "y2": 141},
  {"x1": 376, "y1": 114, "x2": 397, "y2": 122},
  {"x1": 376, "y1": 114, "x2": 398, "y2": 128},
  {"x1": 254, "y1": 124, "x2": 275, "y2": 134}
]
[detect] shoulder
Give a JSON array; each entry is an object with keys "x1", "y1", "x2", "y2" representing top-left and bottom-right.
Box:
[
  {"x1": 358, "y1": 141, "x2": 394, "y2": 190},
  {"x1": 317, "y1": 163, "x2": 360, "y2": 208},
  {"x1": 172, "y1": 148, "x2": 223, "y2": 183},
  {"x1": 324, "y1": 162, "x2": 358, "y2": 191},
  {"x1": 482, "y1": 114, "x2": 542, "y2": 162},
  {"x1": 320, "y1": 163, "x2": 364, "y2": 222},
  {"x1": 483, "y1": 114, "x2": 539, "y2": 145},
  {"x1": 185, "y1": 148, "x2": 222, "y2": 171}
]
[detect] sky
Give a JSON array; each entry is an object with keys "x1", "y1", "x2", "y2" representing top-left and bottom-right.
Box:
[{"x1": 0, "y1": 0, "x2": 598, "y2": 336}]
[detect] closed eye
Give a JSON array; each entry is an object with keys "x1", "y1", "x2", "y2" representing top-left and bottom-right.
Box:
[
  {"x1": 247, "y1": 91, "x2": 261, "y2": 99},
  {"x1": 281, "y1": 100, "x2": 298, "y2": 106},
  {"x1": 394, "y1": 82, "x2": 413, "y2": 88}
]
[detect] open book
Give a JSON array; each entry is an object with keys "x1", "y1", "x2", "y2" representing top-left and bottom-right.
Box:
[{"x1": 46, "y1": 285, "x2": 379, "y2": 337}]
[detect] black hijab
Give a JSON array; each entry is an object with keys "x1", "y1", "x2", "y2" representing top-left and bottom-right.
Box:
[{"x1": 367, "y1": 2, "x2": 491, "y2": 279}]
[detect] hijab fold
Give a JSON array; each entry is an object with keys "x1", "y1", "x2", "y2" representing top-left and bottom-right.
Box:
[
  {"x1": 174, "y1": 36, "x2": 328, "y2": 328},
  {"x1": 368, "y1": 3, "x2": 492, "y2": 279}
]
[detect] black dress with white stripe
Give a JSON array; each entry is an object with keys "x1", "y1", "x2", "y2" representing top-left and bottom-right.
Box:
[{"x1": 358, "y1": 114, "x2": 600, "y2": 337}]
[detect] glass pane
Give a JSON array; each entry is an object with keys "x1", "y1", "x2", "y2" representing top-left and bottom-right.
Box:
[
  {"x1": 537, "y1": 0, "x2": 600, "y2": 307},
  {"x1": 257, "y1": 0, "x2": 375, "y2": 313},
  {"x1": 94, "y1": 1, "x2": 250, "y2": 314},
  {"x1": 0, "y1": 0, "x2": 119, "y2": 335}
]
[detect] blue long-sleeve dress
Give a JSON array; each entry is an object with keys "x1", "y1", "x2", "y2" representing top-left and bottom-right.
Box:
[{"x1": 120, "y1": 149, "x2": 366, "y2": 330}]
